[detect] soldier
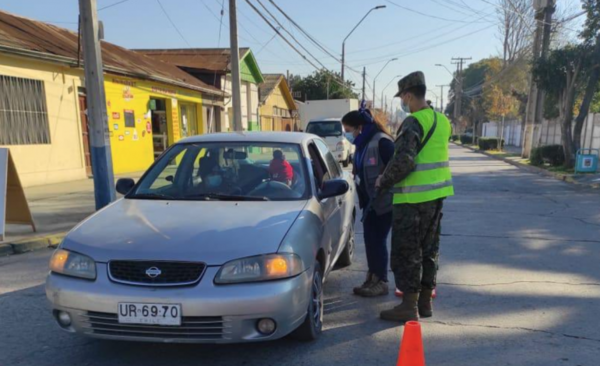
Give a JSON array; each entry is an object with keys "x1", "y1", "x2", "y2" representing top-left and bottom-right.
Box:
[{"x1": 375, "y1": 71, "x2": 454, "y2": 323}]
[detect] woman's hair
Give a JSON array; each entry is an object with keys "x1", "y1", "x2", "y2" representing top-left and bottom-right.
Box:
[{"x1": 342, "y1": 109, "x2": 392, "y2": 137}]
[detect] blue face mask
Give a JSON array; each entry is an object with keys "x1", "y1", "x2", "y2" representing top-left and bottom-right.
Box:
[
  {"x1": 206, "y1": 174, "x2": 223, "y2": 188},
  {"x1": 401, "y1": 96, "x2": 411, "y2": 113}
]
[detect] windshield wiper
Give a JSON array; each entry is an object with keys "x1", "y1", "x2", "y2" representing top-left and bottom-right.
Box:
[
  {"x1": 128, "y1": 192, "x2": 175, "y2": 200},
  {"x1": 187, "y1": 193, "x2": 269, "y2": 201}
]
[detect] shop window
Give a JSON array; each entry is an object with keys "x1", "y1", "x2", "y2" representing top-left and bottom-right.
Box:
[
  {"x1": 124, "y1": 109, "x2": 135, "y2": 128},
  {"x1": 0, "y1": 75, "x2": 50, "y2": 145}
]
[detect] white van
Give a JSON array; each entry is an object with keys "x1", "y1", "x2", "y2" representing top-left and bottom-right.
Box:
[{"x1": 306, "y1": 118, "x2": 354, "y2": 167}]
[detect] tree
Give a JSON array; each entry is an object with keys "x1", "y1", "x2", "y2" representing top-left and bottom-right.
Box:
[
  {"x1": 289, "y1": 70, "x2": 358, "y2": 101},
  {"x1": 533, "y1": 0, "x2": 600, "y2": 168},
  {"x1": 497, "y1": 0, "x2": 533, "y2": 66}
]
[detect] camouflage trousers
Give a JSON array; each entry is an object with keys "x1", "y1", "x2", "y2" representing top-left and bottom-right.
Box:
[{"x1": 390, "y1": 199, "x2": 444, "y2": 294}]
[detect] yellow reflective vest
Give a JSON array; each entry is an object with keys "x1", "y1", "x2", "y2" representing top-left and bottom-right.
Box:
[{"x1": 392, "y1": 109, "x2": 454, "y2": 204}]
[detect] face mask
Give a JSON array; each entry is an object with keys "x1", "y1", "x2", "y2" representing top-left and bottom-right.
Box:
[
  {"x1": 401, "y1": 96, "x2": 411, "y2": 113},
  {"x1": 206, "y1": 174, "x2": 223, "y2": 188}
]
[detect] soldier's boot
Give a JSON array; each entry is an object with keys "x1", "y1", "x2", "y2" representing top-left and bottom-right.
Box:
[
  {"x1": 353, "y1": 272, "x2": 372, "y2": 295},
  {"x1": 356, "y1": 275, "x2": 389, "y2": 297},
  {"x1": 418, "y1": 288, "x2": 434, "y2": 318},
  {"x1": 380, "y1": 293, "x2": 419, "y2": 322}
]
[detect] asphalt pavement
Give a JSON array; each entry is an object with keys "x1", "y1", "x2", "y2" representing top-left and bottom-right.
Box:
[{"x1": 1, "y1": 144, "x2": 600, "y2": 366}]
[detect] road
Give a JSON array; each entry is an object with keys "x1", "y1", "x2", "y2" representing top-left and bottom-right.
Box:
[{"x1": 1, "y1": 145, "x2": 600, "y2": 366}]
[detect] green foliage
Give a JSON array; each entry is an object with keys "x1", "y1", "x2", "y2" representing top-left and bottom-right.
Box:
[
  {"x1": 289, "y1": 70, "x2": 358, "y2": 101},
  {"x1": 478, "y1": 137, "x2": 504, "y2": 151},
  {"x1": 530, "y1": 145, "x2": 565, "y2": 167},
  {"x1": 581, "y1": 0, "x2": 600, "y2": 45},
  {"x1": 460, "y1": 135, "x2": 473, "y2": 145}
]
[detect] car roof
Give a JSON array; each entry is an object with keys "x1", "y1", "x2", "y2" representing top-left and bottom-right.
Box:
[
  {"x1": 308, "y1": 118, "x2": 341, "y2": 122},
  {"x1": 177, "y1": 132, "x2": 316, "y2": 145}
]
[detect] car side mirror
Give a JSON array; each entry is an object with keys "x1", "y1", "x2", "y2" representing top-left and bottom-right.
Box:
[
  {"x1": 319, "y1": 179, "x2": 349, "y2": 200},
  {"x1": 116, "y1": 178, "x2": 135, "y2": 195}
]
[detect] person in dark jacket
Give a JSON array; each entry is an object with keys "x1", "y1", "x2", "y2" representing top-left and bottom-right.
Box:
[{"x1": 342, "y1": 107, "x2": 395, "y2": 297}]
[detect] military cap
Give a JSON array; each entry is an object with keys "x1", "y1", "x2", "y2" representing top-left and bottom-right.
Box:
[{"x1": 394, "y1": 71, "x2": 426, "y2": 97}]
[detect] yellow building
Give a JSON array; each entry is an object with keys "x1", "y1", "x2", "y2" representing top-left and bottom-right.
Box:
[
  {"x1": 258, "y1": 74, "x2": 299, "y2": 132},
  {"x1": 0, "y1": 11, "x2": 224, "y2": 187}
]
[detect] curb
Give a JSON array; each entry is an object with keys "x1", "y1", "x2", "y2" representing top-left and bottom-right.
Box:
[
  {"x1": 3, "y1": 232, "x2": 67, "y2": 256},
  {"x1": 455, "y1": 143, "x2": 600, "y2": 189},
  {"x1": 0, "y1": 243, "x2": 14, "y2": 257}
]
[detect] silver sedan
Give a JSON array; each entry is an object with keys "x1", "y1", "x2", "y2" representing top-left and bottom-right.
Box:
[{"x1": 46, "y1": 132, "x2": 356, "y2": 343}]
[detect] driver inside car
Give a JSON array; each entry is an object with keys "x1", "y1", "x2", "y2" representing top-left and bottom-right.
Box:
[{"x1": 269, "y1": 150, "x2": 294, "y2": 186}]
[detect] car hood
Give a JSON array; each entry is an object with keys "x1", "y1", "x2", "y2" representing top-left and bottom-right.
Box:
[{"x1": 62, "y1": 199, "x2": 308, "y2": 265}]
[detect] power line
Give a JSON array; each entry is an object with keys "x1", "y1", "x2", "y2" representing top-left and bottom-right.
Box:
[
  {"x1": 156, "y1": 0, "x2": 191, "y2": 47},
  {"x1": 98, "y1": 0, "x2": 132, "y2": 11},
  {"x1": 243, "y1": 0, "x2": 359, "y2": 92},
  {"x1": 348, "y1": 23, "x2": 497, "y2": 67},
  {"x1": 385, "y1": 0, "x2": 490, "y2": 23}
]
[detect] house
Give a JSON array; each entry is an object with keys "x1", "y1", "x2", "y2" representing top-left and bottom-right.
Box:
[
  {"x1": 0, "y1": 10, "x2": 225, "y2": 187},
  {"x1": 258, "y1": 74, "x2": 299, "y2": 132},
  {"x1": 136, "y1": 48, "x2": 264, "y2": 133}
]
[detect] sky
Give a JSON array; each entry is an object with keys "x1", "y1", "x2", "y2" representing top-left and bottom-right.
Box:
[{"x1": 0, "y1": 0, "x2": 586, "y2": 111}]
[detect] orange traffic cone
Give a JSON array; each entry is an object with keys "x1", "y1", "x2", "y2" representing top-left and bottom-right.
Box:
[
  {"x1": 395, "y1": 289, "x2": 437, "y2": 298},
  {"x1": 397, "y1": 321, "x2": 425, "y2": 366}
]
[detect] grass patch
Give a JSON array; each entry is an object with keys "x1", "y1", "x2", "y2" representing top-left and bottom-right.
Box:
[{"x1": 546, "y1": 165, "x2": 575, "y2": 175}]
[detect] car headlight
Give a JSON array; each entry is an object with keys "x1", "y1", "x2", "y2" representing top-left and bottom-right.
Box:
[
  {"x1": 215, "y1": 253, "x2": 304, "y2": 284},
  {"x1": 49, "y1": 249, "x2": 96, "y2": 280}
]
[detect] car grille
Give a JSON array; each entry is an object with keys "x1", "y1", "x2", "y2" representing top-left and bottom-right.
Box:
[
  {"x1": 81, "y1": 311, "x2": 229, "y2": 341},
  {"x1": 108, "y1": 260, "x2": 206, "y2": 286}
]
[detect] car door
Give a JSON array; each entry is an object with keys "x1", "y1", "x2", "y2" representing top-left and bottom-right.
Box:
[
  {"x1": 313, "y1": 139, "x2": 345, "y2": 265},
  {"x1": 307, "y1": 141, "x2": 340, "y2": 274}
]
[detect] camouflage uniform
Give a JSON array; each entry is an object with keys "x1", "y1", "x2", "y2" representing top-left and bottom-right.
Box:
[{"x1": 379, "y1": 72, "x2": 445, "y2": 294}]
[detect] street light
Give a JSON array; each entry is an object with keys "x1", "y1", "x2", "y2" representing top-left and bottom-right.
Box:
[
  {"x1": 381, "y1": 74, "x2": 402, "y2": 115},
  {"x1": 373, "y1": 58, "x2": 398, "y2": 109},
  {"x1": 341, "y1": 5, "x2": 386, "y2": 81},
  {"x1": 435, "y1": 63, "x2": 454, "y2": 78}
]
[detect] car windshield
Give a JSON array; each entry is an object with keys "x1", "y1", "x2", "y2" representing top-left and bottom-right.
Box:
[
  {"x1": 130, "y1": 142, "x2": 309, "y2": 201},
  {"x1": 306, "y1": 121, "x2": 342, "y2": 137}
]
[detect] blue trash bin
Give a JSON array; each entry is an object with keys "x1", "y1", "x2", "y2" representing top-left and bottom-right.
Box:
[{"x1": 575, "y1": 149, "x2": 599, "y2": 174}]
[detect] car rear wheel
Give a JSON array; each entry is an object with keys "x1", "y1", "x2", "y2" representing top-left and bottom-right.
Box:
[
  {"x1": 336, "y1": 220, "x2": 355, "y2": 268},
  {"x1": 291, "y1": 262, "x2": 323, "y2": 341},
  {"x1": 342, "y1": 155, "x2": 350, "y2": 168}
]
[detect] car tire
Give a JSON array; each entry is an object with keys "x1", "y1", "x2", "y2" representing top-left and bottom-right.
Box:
[
  {"x1": 342, "y1": 155, "x2": 350, "y2": 168},
  {"x1": 291, "y1": 262, "x2": 323, "y2": 341},
  {"x1": 336, "y1": 219, "x2": 355, "y2": 268}
]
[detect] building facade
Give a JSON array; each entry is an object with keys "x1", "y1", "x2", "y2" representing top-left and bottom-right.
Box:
[{"x1": 259, "y1": 74, "x2": 299, "y2": 132}]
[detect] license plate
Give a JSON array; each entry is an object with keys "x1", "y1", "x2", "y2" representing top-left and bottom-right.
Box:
[{"x1": 118, "y1": 303, "x2": 181, "y2": 326}]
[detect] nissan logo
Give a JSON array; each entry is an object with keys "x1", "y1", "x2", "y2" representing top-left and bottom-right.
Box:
[{"x1": 145, "y1": 267, "x2": 162, "y2": 278}]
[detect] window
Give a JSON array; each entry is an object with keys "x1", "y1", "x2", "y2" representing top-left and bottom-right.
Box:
[
  {"x1": 0, "y1": 75, "x2": 50, "y2": 145},
  {"x1": 306, "y1": 121, "x2": 343, "y2": 138},
  {"x1": 315, "y1": 139, "x2": 341, "y2": 178},
  {"x1": 124, "y1": 110, "x2": 135, "y2": 128}
]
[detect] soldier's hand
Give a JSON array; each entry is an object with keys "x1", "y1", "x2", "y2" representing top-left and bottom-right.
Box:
[{"x1": 375, "y1": 175, "x2": 382, "y2": 189}]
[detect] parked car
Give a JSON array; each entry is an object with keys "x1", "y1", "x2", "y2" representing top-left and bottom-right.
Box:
[
  {"x1": 46, "y1": 132, "x2": 356, "y2": 344},
  {"x1": 306, "y1": 118, "x2": 353, "y2": 167}
]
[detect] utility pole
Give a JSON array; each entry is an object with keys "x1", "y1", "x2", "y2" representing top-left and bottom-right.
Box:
[
  {"x1": 229, "y1": 0, "x2": 243, "y2": 132},
  {"x1": 79, "y1": 0, "x2": 115, "y2": 210},
  {"x1": 362, "y1": 67, "x2": 366, "y2": 102},
  {"x1": 523, "y1": 0, "x2": 555, "y2": 157},
  {"x1": 436, "y1": 84, "x2": 449, "y2": 113},
  {"x1": 451, "y1": 57, "x2": 472, "y2": 134}
]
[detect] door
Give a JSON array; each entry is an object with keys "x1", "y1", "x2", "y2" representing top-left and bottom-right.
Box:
[
  {"x1": 308, "y1": 141, "x2": 342, "y2": 274},
  {"x1": 78, "y1": 94, "x2": 92, "y2": 176},
  {"x1": 314, "y1": 139, "x2": 346, "y2": 260}
]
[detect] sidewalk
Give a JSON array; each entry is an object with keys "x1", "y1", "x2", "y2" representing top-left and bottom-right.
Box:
[
  {"x1": 1, "y1": 172, "x2": 144, "y2": 255},
  {"x1": 457, "y1": 143, "x2": 600, "y2": 189}
]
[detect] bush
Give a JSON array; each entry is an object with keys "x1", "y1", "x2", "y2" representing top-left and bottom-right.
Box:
[
  {"x1": 478, "y1": 137, "x2": 504, "y2": 151},
  {"x1": 531, "y1": 145, "x2": 564, "y2": 167},
  {"x1": 450, "y1": 135, "x2": 459, "y2": 142},
  {"x1": 460, "y1": 135, "x2": 473, "y2": 145}
]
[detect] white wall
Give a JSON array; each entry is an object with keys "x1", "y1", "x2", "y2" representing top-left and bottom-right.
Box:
[
  {"x1": 482, "y1": 120, "x2": 522, "y2": 147},
  {"x1": 538, "y1": 113, "x2": 600, "y2": 152}
]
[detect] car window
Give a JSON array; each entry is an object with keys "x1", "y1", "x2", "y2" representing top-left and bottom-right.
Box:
[
  {"x1": 131, "y1": 142, "x2": 309, "y2": 201},
  {"x1": 306, "y1": 121, "x2": 342, "y2": 138},
  {"x1": 308, "y1": 143, "x2": 330, "y2": 190},
  {"x1": 315, "y1": 139, "x2": 342, "y2": 178}
]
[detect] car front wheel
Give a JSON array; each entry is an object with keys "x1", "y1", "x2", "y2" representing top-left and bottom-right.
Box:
[{"x1": 291, "y1": 262, "x2": 323, "y2": 341}]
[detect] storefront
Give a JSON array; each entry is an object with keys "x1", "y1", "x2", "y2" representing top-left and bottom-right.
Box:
[{"x1": 103, "y1": 76, "x2": 205, "y2": 175}]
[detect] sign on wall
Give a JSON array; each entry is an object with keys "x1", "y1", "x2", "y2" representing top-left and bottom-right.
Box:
[{"x1": 0, "y1": 148, "x2": 36, "y2": 241}]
